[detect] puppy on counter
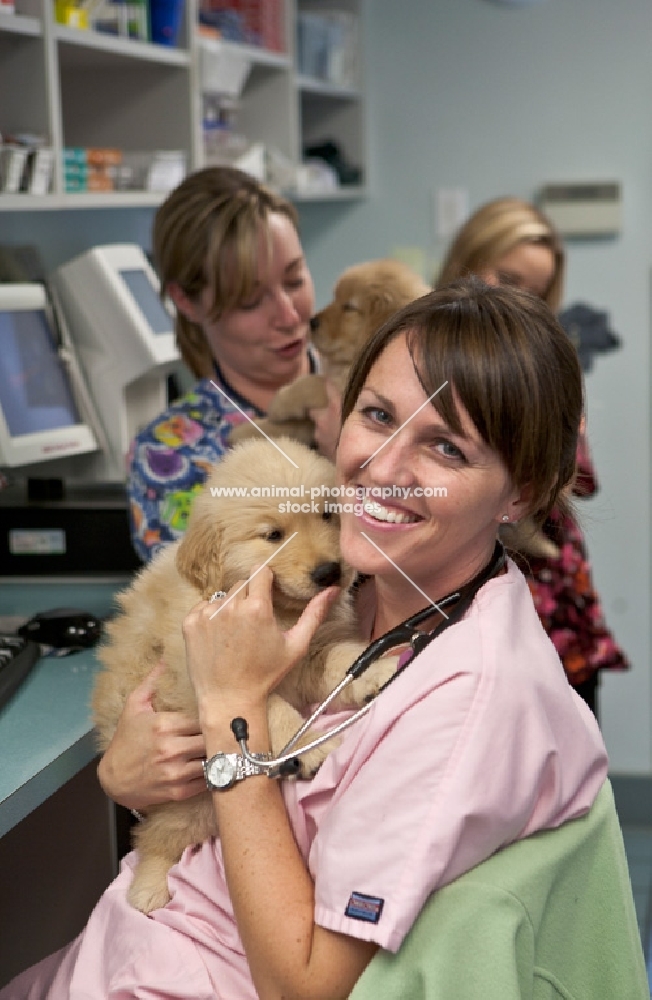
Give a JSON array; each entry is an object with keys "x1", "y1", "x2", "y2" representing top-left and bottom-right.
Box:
[
  {"x1": 230, "y1": 258, "x2": 430, "y2": 447},
  {"x1": 92, "y1": 438, "x2": 397, "y2": 914}
]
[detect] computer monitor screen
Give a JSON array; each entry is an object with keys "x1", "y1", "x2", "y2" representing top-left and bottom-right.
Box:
[
  {"x1": 0, "y1": 307, "x2": 81, "y2": 435},
  {"x1": 119, "y1": 268, "x2": 175, "y2": 335},
  {"x1": 0, "y1": 285, "x2": 97, "y2": 468}
]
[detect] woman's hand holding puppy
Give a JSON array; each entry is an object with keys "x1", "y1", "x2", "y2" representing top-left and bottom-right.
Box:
[
  {"x1": 97, "y1": 662, "x2": 207, "y2": 811},
  {"x1": 183, "y1": 565, "x2": 340, "y2": 746}
]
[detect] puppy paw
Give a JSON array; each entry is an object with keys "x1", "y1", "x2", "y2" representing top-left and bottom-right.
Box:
[
  {"x1": 127, "y1": 859, "x2": 174, "y2": 913},
  {"x1": 267, "y1": 376, "x2": 329, "y2": 420},
  {"x1": 338, "y1": 653, "x2": 401, "y2": 709},
  {"x1": 127, "y1": 875, "x2": 171, "y2": 914}
]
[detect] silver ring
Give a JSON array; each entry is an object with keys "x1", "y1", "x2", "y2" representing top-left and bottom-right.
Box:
[{"x1": 209, "y1": 591, "x2": 227, "y2": 603}]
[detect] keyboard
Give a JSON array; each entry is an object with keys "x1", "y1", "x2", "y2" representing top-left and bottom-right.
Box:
[{"x1": 0, "y1": 634, "x2": 41, "y2": 713}]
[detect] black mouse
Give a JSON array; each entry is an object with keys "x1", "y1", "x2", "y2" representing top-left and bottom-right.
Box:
[{"x1": 18, "y1": 608, "x2": 103, "y2": 650}]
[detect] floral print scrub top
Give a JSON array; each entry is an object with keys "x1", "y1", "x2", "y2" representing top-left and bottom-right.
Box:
[{"x1": 127, "y1": 349, "x2": 321, "y2": 564}]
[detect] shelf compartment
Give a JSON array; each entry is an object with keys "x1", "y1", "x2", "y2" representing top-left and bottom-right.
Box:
[
  {"x1": 299, "y1": 90, "x2": 364, "y2": 186},
  {"x1": 55, "y1": 24, "x2": 190, "y2": 66},
  {"x1": 58, "y1": 56, "x2": 192, "y2": 156},
  {"x1": 0, "y1": 31, "x2": 49, "y2": 139},
  {"x1": 232, "y1": 61, "x2": 294, "y2": 163}
]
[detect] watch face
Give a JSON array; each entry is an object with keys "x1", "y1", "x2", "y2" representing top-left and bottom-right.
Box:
[{"x1": 206, "y1": 754, "x2": 237, "y2": 789}]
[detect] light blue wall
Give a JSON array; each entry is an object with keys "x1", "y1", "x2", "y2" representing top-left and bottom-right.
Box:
[
  {"x1": 2, "y1": 0, "x2": 650, "y2": 773},
  {"x1": 0, "y1": 208, "x2": 154, "y2": 272}
]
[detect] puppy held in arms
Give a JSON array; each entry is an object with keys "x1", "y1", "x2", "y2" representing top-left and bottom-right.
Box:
[
  {"x1": 92, "y1": 438, "x2": 398, "y2": 914},
  {"x1": 230, "y1": 257, "x2": 431, "y2": 447}
]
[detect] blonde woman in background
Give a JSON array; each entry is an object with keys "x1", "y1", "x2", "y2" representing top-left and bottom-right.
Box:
[
  {"x1": 437, "y1": 197, "x2": 629, "y2": 717},
  {"x1": 437, "y1": 197, "x2": 565, "y2": 310}
]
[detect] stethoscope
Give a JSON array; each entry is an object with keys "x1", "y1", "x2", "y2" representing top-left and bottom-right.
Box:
[{"x1": 230, "y1": 541, "x2": 507, "y2": 779}]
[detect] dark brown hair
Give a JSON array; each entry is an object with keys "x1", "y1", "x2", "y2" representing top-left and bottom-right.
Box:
[{"x1": 341, "y1": 277, "x2": 582, "y2": 523}]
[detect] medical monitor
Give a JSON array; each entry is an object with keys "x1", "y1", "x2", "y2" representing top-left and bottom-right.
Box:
[
  {"x1": 51, "y1": 245, "x2": 180, "y2": 482},
  {"x1": 0, "y1": 283, "x2": 97, "y2": 468}
]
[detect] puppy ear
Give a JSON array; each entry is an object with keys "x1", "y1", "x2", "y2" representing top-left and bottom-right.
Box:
[
  {"x1": 176, "y1": 515, "x2": 224, "y2": 596},
  {"x1": 365, "y1": 286, "x2": 400, "y2": 329}
]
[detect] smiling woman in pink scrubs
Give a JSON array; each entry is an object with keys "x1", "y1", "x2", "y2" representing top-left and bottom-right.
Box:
[{"x1": 2, "y1": 279, "x2": 609, "y2": 1000}]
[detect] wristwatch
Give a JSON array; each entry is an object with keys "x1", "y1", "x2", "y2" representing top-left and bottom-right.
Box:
[{"x1": 203, "y1": 751, "x2": 271, "y2": 791}]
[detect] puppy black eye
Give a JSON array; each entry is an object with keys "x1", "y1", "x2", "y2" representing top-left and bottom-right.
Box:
[
  {"x1": 322, "y1": 511, "x2": 333, "y2": 522},
  {"x1": 265, "y1": 528, "x2": 284, "y2": 542}
]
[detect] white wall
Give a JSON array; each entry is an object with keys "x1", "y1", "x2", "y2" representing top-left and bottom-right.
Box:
[
  {"x1": 2, "y1": 0, "x2": 650, "y2": 772},
  {"x1": 299, "y1": 0, "x2": 652, "y2": 774}
]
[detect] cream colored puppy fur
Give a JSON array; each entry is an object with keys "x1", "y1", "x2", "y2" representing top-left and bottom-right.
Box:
[
  {"x1": 92, "y1": 438, "x2": 396, "y2": 914},
  {"x1": 230, "y1": 258, "x2": 430, "y2": 446}
]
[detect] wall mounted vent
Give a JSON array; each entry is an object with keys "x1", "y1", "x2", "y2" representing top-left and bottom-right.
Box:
[{"x1": 538, "y1": 182, "x2": 622, "y2": 237}]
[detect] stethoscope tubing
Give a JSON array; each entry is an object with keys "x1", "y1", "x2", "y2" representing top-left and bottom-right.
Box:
[{"x1": 234, "y1": 541, "x2": 506, "y2": 778}]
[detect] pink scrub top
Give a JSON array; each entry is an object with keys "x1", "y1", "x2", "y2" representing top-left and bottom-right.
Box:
[{"x1": 3, "y1": 559, "x2": 608, "y2": 1000}]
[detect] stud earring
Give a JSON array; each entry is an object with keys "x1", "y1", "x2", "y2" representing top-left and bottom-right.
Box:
[{"x1": 502, "y1": 514, "x2": 510, "y2": 522}]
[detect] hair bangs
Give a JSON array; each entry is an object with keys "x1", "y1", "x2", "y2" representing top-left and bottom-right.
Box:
[{"x1": 342, "y1": 278, "x2": 583, "y2": 524}]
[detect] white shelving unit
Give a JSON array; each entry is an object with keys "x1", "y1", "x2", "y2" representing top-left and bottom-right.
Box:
[{"x1": 0, "y1": 0, "x2": 366, "y2": 210}]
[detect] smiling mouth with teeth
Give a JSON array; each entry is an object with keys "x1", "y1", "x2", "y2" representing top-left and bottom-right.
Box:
[{"x1": 363, "y1": 500, "x2": 420, "y2": 524}]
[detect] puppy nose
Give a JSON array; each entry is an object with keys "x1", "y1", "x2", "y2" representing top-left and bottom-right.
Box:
[
  {"x1": 309, "y1": 314, "x2": 320, "y2": 332},
  {"x1": 311, "y1": 561, "x2": 342, "y2": 588}
]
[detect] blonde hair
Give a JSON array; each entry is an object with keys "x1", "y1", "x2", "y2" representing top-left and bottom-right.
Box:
[
  {"x1": 437, "y1": 197, "x2": 565, "y2": 312},
  {"x1": 342, "y1": 278, "x2": 582, "y2": 524},
  {"x1": 153, "y1": 167, "x2": 300, "y2": 378}
]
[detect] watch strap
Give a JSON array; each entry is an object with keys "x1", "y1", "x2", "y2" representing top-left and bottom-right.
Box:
[{"x1": 237, "y1": 752, "x2": 272, "y2": 780}]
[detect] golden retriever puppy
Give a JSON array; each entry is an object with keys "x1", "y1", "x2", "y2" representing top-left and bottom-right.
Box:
[
  {"x1": 92, "y1": 438, "x2": 396, "y2": 914},
  {"x1": 306, "y1": 257, "x2": 432, "y2": 392},
  {"x1": 230, "y1": 258, "x2": 430, "y2": 446}
]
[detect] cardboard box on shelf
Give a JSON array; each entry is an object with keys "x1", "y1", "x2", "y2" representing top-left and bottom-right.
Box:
[{"x1": 86, "y1": 147, "x2": 123, "y2": 167}]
